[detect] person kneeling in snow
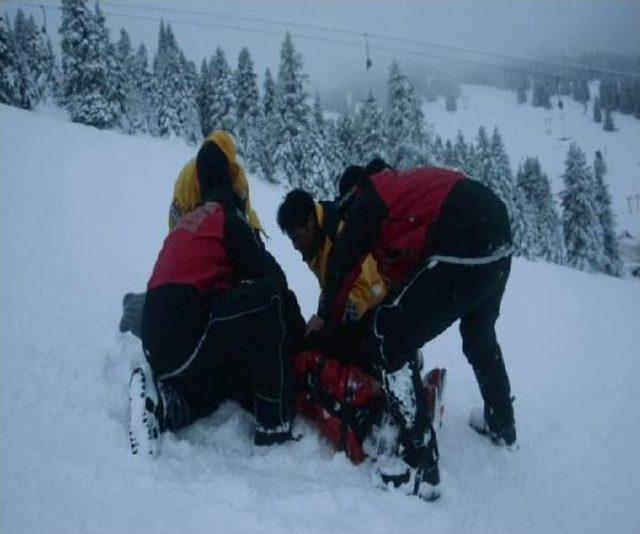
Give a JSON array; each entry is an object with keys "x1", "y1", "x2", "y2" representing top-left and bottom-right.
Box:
[
  {"x1": 119, "y1": 131, "x2": 266, "y2": 339},
  {"x1": 129, "y1": 137, "x2": 305, "y2": 456},
  {"x1": 316, "y1": 159, "x2": 518, "y2": 501},
  {"x1": 277, "y1": 184, "x2": 446, "y2": 465}
]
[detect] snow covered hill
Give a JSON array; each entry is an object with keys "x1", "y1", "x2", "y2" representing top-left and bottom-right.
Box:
[
  {"x1": 2, "y1": 104, "x2": 640, "y2": 533},
  {"x1": 423, "y1": 82, "x2": 640, "y2": 236}
]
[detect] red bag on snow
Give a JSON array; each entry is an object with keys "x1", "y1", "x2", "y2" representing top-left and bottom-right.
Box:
[{"x1": 293, "y1": 350, "x2": 447, "y2": 465}]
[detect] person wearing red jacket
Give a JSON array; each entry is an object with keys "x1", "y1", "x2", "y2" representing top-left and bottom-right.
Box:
[
  {"x1": 129, "y1": 139, "x2": 305, "y2": 457},
  {"x1": 319, "y1": 159, "x2": 517, "y2": 501}
]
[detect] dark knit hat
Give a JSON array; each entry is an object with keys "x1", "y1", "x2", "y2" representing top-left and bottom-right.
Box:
[
  {"x1": 362, "y1": 157, "x2": 390, "y2": 179},
  {"x1": 338, "y1": 165, "x2": 364, "y2": 200},
  {"x1": 196, "y1": 140, "x2": 231, "y2": 193}
]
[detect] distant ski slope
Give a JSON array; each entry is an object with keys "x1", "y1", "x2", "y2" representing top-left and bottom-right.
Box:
[
  {"x1": 2, "y1": 102, "x2": 639, "y2": 533},
  {"x1": 424, "y1": 82, "x2": 640, "y2": 235}
]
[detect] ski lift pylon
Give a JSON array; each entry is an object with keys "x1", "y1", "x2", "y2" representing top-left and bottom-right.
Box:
[
  {"x1": 40, "y1": 4, "x2": 47, "y2": 34},
  {"x1": 364, "y1": 32, "x2": 372, "y2": 70}
]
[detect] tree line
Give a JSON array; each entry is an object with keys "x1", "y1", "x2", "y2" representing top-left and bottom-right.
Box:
[{"x1": 0, "y1": 1, "x2": 624, "y2": 276}]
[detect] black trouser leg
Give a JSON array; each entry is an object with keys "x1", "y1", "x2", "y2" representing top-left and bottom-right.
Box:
[
  {"x1": 372, "y1": 257, "x2": 513, "y2": 463},
  {"x1": 143, "y1": 281, "x2": 292, "y2": 433},
  {"x1": 459, "y1": 258, "x2": 513, "y2": 427},
  {"x1": 162, "y1": 281, "x2": 291, "y2": 432}
]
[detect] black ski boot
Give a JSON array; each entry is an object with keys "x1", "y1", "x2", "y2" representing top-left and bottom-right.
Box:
[
  {"x1": 253, "y1": 396, "x2": 295, "y2": 446},
  {"x1": 129, "y1": 368, "x2": 190, "y2": 456},
  {"x1": 469, "y1": 398, "x2": 518, "y2": 449},
  {"x1": 373, "y1": 359, "x2": 441, "y2": 502}
]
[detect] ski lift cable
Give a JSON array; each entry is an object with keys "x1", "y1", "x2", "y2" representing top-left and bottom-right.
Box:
[
  {"x1": 6, "y1": 0, "x2": 640, "y2": 81},
  {"x1": 87, "y1": 0, "x2": 640, "y2": 80}
]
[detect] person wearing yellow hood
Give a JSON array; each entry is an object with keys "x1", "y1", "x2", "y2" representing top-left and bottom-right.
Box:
[
  {"x1": 120, "y1": 131, "x2": 268, "y2": 339},
  {"x1": 169, "y1": 131, "x2": 264, "y2": 235}
]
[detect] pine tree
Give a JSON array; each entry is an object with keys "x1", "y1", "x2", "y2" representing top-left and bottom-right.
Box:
[
  {"x1": 488, "y1": 128, "x2": 516, "y2": 212},
  {"x1": 152, "y1": 22, "x2": 200, "y2": 143},
  {"x1": 593, "y1": 97, "x2": 602, "y2": 123},
  {"x1": 273, "y1": 32, "x2": 330, "y2": 194},
  {"x1": 0, "y1": 14, "x2": 22, "y2": 106},
  {"x1": 127, "y1": 43, "x2": 156, "y2": 135},
  {"x1": 254, "y1": 68, "x2": 281, "y2": 183},
  {"x1": 111, "y1": 28, "x2": 132, "y2": 129},
  {"x1": 386, "y1": 60, "x2": 425, "y2": 168},
  {"x1": 93, "y1": 1, "x2": 120, "y2": 128},
  {"x1": 353, "y1": 91, "x2": 387, "y2": 164},
  {"x1": 59, "y1": 0, "x2": 114, "y2": 128},
  {"x1": 234, "y1": 47, "x2": 260, "y2": 166},
  {"x1": 197, "y1": 59, "x2": 212, "y2": 136},
  {"x1": 12, "y1": 10, "x2": 39, "y2": 109},
  {"x1": 335, "y1": 113, "x2": 357, "y2": 169},
  {"x1": 593, "y1": 151, "x2": 622, "y2": 276},
  {"x1": 20, "y1": 11, "x2": 56, "y2": 103},
  {"x1": 511, "y1": 185, "x2": 538, "y2": 259},
  {"x1": 572, "y1": 79, "x2": 590, "y2": 105},
  {"x1": 262, "y1": 68, "x2": 276, "y2": 117},
  {"x1": 431, "y1": 135, "x2": 444, "y2": 165},
  {"x1": 619, "y1": 79, "x2": 634, "y2": 115},
  {"x1": 487, "y1": 128, "x2": 538, "y2": 257},
  {"x1": 176, "y1": 51, "x2": 201, "y2": 144},
  {"x1": 561, "y1": 143, "x2": 604, "y2": 272},
  {"x1": 474, "y1": 126, "x2": 491, "y2": 182},
  {"x1": 532, "y1": 77, "x2": 552, "y2": 109},
  {"x1": 276, "y1": 32, "x2": 308, "y2": 134},
  {"x1": 442, "y1": 139, "x2": 455, "y2": 167},
  {"x1": 206, "y1": 47, "x2": 235, "y2": 134},
  {"x1": 452, "y1": 130, "x2": 468, "y2": 172},
  {"x1": 516, "y1": 157, "x2": 564, "y2": 263},
  {"x1": 603, "y1": 107, "x2": 615, "y2": 132}
]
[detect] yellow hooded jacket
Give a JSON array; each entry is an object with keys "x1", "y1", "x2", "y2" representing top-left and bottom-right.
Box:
[
  {"x1": 168, "y1": 131, "x2": 264, "y2": 234},
  {"x1": 308, "y1": 202, "x2": 386, "y2": 322}
]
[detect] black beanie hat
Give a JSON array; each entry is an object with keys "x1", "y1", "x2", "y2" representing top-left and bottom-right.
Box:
[
  {"x1": 338, "y1": 165, "x2": 364, "y2": 200},
  {"x1": 362, "y1": 157, "x2": 390, "y2": 179},
  {"x1": 196, "y1": 140, "x2": 231, "y2": 194}
]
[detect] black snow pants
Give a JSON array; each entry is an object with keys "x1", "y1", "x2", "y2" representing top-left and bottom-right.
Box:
[
  {"x1": 141, "y1": 279, "x2": 294, "y2": 433},
  {"x1": 372, "y1": 179, "x2": 514, "y2": 466}
]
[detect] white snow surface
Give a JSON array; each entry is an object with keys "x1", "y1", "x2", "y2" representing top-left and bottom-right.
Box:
[{"x1": 2, "y1": 101, "x2": 640, "y2": 533}]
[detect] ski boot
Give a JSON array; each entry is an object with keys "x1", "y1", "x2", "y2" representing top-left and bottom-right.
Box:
[
  {"x1": 373, "y1": 359, "x2": 441, "y2": 502},
  {"x1": 128, "y1": 366, "x2": 161, "y2": 457},
  {"x1": 373, "y1": 428, "x2": 441, "y2": 502},
  {"x1": 469, "y1": 399, "x2": 518, "y2": 450}
]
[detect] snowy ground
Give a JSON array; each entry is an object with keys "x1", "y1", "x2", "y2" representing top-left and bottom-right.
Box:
[{"x1": 2, "y1": 100, "x2": 640, "y2": 533}]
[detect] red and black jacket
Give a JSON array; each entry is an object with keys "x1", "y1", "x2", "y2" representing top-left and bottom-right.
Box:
[
  {"x1": 143, "y1": 189, "x2": 289, "y2": 339},
  {"x1": 320, "y1": 167, "x2": 511, "y2": 325}
]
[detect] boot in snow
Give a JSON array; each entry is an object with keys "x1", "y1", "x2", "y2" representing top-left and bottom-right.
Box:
[
  {"x1": 372, "y1": 428, "x2": 440, "y2": 502},
  {"x1": 366, "y1": 367, "x2": 446, "y2": 459},
  {"x1": 128, "y1": 366, "x2": 161, "y2": 457},
  {"x1": 373, "y1": 359, "x2": 441, "y2": 501},
  {"x1": 469, "y1": 399, "x2": 518, "y2": 450}
]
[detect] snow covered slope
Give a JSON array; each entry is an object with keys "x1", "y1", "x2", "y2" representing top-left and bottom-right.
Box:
[
  {"x1": 2, "y1": 104, "x2": 640, "y2": 533},
  {"x1": 423, "y1": 83, "x2": 640, "y2": 235}
]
